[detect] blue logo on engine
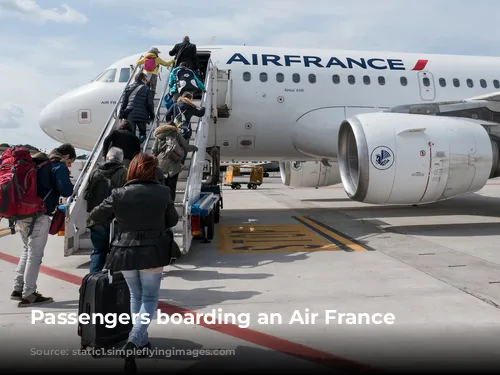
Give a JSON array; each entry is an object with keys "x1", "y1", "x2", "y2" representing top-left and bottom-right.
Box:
[{"x1": 370, "y1": 146, "x2": 394, "y2": 170}]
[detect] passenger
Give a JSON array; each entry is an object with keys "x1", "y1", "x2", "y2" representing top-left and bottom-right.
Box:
[
  {"x1": 11, "y1": 143, "x2": 76, "y2": 307},
  {"x1": 168, "y1": 62, "x2": 205, "y2": 103},
  {"x1": 165, "y1": 92, "x2": 206, "y2": 141},
  {"x1": 168, "y1": 36, "x2": 200, "y2": 73},
  {"x1": 151, "y1": 121, "x2": 198, "y2": 201},
  {"x1": 83, "y1": 147, "x2": 127, "y2": 273},
  {"x1": 102, "y1": 120, "x2": 141, "y2": 167},
  {"x1": 87, "y1": 153, "x2": 179, "y2": 373},
  {"x1": 136, "y1": 47, "x2": 174, "y2": 93},
  {"x1": 118, "y1": 72, "x2": 155, "y2": 144}
]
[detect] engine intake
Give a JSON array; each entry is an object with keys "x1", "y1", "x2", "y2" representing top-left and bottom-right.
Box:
[{"x1": 338, "y1": 112, "x2": 494, "y2": 205}]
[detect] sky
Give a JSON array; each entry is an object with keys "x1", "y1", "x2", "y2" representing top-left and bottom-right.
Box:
[{"x1": 1, "y1": 0, "x2": 500, "y2": 155}]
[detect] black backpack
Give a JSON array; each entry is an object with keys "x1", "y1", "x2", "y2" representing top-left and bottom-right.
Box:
[
  {"x1": 84, "y1": 169, "x2": 113, "y2": 213},
  {"x1": 176, "y1": 68, "x2": 197, "y2": 94}
]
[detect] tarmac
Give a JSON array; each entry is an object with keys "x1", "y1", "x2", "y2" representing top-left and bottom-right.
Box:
[{"x1": 2, "y1": 176, "x2": 500, "y2": 373}]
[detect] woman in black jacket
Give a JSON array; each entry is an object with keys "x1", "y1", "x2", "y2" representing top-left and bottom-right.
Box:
[{"x1": 88, "y1": 152, "x2": 179, "y2": 372}]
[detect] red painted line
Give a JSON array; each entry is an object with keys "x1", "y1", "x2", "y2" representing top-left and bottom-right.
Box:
[
  {"x1": 0, "y1": 251, "x2": 379, "y2": 373},
  {"x1": 411, "y1": 59, "x2": 428, "y2": 71}
]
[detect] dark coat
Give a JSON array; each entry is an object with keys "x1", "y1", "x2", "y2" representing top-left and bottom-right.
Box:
[
  {"x1": 83, "y1": 160, "x2": 127, "y2": 213},
  {"x1": 119, "y1": 82, "x2": 155, "y2": 125},
  {"x1": 165, "y1": 96, "x2": 206, "y2": 130},
  {"x1": 87, "y1": 180, "x2": 179, "y2": 271},
  {"x1": 169, "y1": 41, "x2": 199, "y2": 70},
  {"x1": 32, "y1": 151, "x2": 74, "y2": 215},
  {"x1": 102, "y1": 128, "x2": 141, "y2": 161}
]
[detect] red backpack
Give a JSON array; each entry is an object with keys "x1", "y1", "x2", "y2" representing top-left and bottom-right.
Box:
[
  {"x1": 144, "y1": 56, "x2": 157, "y2": 71},
  {"x1": 0, "y1": 147, "x2": 52, "y2": 222}
]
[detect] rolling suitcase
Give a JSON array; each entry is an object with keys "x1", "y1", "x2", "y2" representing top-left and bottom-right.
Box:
[{"x1": 78, "y1": 220, "x2": 132, "y2": 354}]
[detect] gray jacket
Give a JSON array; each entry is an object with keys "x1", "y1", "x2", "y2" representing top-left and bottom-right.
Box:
[{"x1": 152, "y1": 124, "x2": 198, "y2": 176}]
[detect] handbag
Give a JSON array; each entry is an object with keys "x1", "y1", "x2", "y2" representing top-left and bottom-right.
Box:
[{"x1": 49, "y1": 206, "x2": 65, "y2": 235}]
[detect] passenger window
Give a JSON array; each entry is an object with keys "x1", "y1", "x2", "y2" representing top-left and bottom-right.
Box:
[
  {"x1": 347, "y1": 75, "x2": 355, "y2": 85},
  {"x1": 363, "y1": 76, "x2": 371, "y2": 85},
  {"x1": 494, "y1": 80, "x2": 500, "y2": 89},
  {"x1": 276, "y1": 73, "x2": 284, "y2": 83},
  {"x1": 260, "y1": 72, "x2": 268, "y2": 82},
  {"x1": 292, "y1": 73, "x2": 300, "y2": 83},
  {"x1": 439, "y1": 78, "x2": 446, "y2": 87},
  {"x1": 466, "y1": 78, "x2": 473, "y2": 88},
  {"x1": 118, "y1": 68, "x2": 131, "y2": 83},
  {"x1": 308, "y1": 74, "x2": 316, "y2": 83},
  {"x1": 243, "y1": 72, "x2": 251, "y2": 81},
  {"x1": 96, "y1": 69, "x2": 117, "y2": 83},
  {"x1": 480, "y1": 79, "x2": 487, "y2": 88},
  {"x1": 332, "y1": 75, "x2": 340, "y2": 84},
  {"x1": 453, "y1": 78, "x2": 460, "y2": 87},
  {"x1": 400, "y1": 77, "x2": 407, "y2": 86},
  {"x1": 378, "y1": 76, "x2": 385, "y2": 85},
  {"x1": 422, "y1": 77, "x2": 430, "y2": 87}
]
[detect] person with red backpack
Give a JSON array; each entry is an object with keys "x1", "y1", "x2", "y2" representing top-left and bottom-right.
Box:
[
  {"x1": 135, "y1": 47, "x2": 174, "y2": 92},
  {"x1": 0, "y1": 143, "x2": 75, "y2": 307}
]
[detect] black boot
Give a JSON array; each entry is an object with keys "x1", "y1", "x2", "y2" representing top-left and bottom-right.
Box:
[
  {"x1": 121, "y1": 341, "x2": 137, "y2": 373},
  {"x1": 137, "y1": 342, "x2": 151, "y2": 358}
]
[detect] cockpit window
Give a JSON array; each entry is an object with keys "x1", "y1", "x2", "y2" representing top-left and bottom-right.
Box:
[
  {"x1": 118, "y1": 68, "x2": 131, "y2": 83},
  {"x1": 96, "y1": 69, "x2": 117, "y2": 83}
]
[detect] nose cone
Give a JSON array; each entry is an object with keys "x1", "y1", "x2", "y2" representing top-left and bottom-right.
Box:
[{"x1": 39, "y1": 96, "x2": 66, "y2": 143}]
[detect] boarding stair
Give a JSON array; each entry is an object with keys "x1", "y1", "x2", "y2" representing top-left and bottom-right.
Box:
[{"x1": 63, "y1": 56, "x2": 232, "y2": 257}]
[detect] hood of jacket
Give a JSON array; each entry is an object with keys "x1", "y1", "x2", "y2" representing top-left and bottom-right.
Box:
[
  {"x1": 144, "y1": 52, "x2": 158, "y2": 59},
  {"x1": 97, "y1": 160, "x2": 124, "y2": 177},
  {"x1": 154, "y1": 124, "x2": 178, "y2": 139},
  {"x1": 177, "y1": 96, "x2": 196, "y2": 108}
]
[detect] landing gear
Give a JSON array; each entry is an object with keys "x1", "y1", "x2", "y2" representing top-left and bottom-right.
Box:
[{"x1": 247, "y1": 183, "x2": 258, "y2": 189}]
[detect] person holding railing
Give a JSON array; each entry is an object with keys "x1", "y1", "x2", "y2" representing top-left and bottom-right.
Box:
[
  {"x1": 83, "y1": 146, "x2": 127, "y2": 273},
  {"x1": 102, "y1": 120, "x2": 141, "y2": 167},
  {"x1": 151, "y1": 121, "x2": 198, "y2": 201},
  {"x1": 118, "y1": 73, "x2": 155, "y2": 144},
  {"x1": 87, "y1": 153, "x2": 179, "y2": 373},
  {"x1": 164, "y1": 92, "x2": 206, "y2": 141},
  {"x1": 168, "y1": 62, "x2": 205, "y2": 103},
  {"x1": 136, "y1": 47, "x2": 174, "y2": 93}
]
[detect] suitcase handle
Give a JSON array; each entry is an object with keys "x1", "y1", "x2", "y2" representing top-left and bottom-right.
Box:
[{"x1": 103, "y1": 218, "x2": 118, "y2": 284}]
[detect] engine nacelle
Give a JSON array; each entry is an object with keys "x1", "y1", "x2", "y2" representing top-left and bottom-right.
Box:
[
  {"x1": 279, "y1": 160, "x2": 341, "y2": 187},
  {"x1": 338, "y1": 112, "x2": 495, "y2": 205}
]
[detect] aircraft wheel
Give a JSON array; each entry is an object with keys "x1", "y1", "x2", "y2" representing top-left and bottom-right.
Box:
[
  {"x1": 252, "y1": 184, "x2": 257, "y2": 189},
  {"x1": 235, "y1": 184, "x2": 241, "y2": 189},
  {"x1": 231, "y1": 185, "x2": 235, "y2": 189}
]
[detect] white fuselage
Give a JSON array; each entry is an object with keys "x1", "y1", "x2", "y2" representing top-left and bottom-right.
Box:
[{"x1": 38, "y1": 45, "x2": 500, "y2": 161}]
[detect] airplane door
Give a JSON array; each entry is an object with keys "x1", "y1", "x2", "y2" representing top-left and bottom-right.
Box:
[{"x1": 417, "y1": 71, "x2": 436, "y2": 101}]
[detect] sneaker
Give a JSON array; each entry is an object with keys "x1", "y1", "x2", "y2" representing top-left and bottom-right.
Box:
[
  {"x1": 10, "y1": 291, "x2": 22, "y2": 301},
  {"x1": 138, "y1": 135, "x2": 146, "y2": 144},
  {"x1": 18, "y1": 292, "x2": 54, "y2": 308}
]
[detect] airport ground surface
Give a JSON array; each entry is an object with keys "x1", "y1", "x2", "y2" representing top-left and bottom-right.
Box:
[{"x1": 2, "y1": 176, "x2": 500, "y2": 373}]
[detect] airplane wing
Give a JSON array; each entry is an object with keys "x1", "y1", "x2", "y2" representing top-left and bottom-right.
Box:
[{"x1": 387, "y1": 90, "x2": 500, "y2": 127}]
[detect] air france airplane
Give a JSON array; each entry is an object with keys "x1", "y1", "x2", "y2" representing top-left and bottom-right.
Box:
[{"x1": 38, "y1": 45, "x2": 500, "y2": 206}]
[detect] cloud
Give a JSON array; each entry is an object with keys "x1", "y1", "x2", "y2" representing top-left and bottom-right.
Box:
[
  {"x1": 0, "y1": 0, "x2": 88, "y2": 24},
  {"x1": 0, "y1": 103, "x2": 24, "y2": 129},
  {"x1": 60, "y1": 60, "x2": 95, "y2": 69}
]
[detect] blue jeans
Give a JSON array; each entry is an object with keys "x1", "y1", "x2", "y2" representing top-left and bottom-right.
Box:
[
  {"x1": 89, "y1": 223, "x2": 110, "y2": 273},
  {"x1": 121, "y1": 270, "x2": 163, "y2": 347}
]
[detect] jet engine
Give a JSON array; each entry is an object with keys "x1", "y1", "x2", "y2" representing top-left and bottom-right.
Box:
[
  {"x1": 337, "y1": 112, "x2": 498, "y2": 205},
  {"x1": 280, "y1": 160, "x2": 341, "y2": 187}
]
